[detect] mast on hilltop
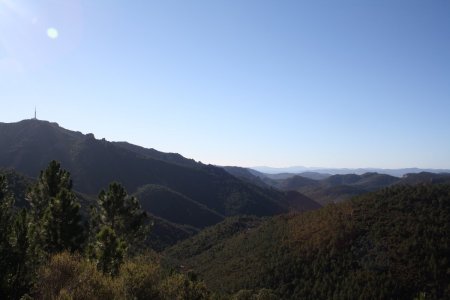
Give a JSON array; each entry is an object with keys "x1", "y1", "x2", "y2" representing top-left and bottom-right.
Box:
[{"x1": 34, "y1": 107, "x2": 37, "y2": 120}]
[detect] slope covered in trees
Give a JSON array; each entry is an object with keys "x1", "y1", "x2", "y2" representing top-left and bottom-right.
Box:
[
  {"x1": 0, "y1": 161, "x2": 213, "y2": 299},
  {"x1": 0, "y1": 120, "x2": 320, "y2": 229},
  {"x1": 246, "y1": 169, "x2": 450, "y2": 205},
  {"x1": 165, "y1": 184, "x2": 450, "y2": 299},
  {"x1": 2, "y1": 161, "x2": 449, "y2": 299},
  {"x1": 134, "y1": 184, "x2": 224, "y2": 228},
  {"x1": 0, "y1": 169, "x2": 33, "y2": 208}
]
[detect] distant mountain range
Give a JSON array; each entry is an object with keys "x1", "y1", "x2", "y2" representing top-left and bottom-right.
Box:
[
  {"x1": 0, "y1": 119, "x2": 320, "y2": 249},
  {"x1": 225, "y1": 167, "x2": 450, "y2": 205},
  {"x1": 252, "y1": 166, "x2": 450, "y2": 177},
  {"x1": 2, "y1": 119, "x2": 449, "y2": 250},
  {"x1": 2, "y1": 119, "x2": 450, "y2": 298}
]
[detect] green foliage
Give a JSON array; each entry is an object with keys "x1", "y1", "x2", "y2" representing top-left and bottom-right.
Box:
[
  {"x1": 1, "y1": 161, "x2": 216, "y2": 299},
  {"x1": 3, "y1": 156, "x2": 450, "y2": 299},
  {"x1": 231, "y1": 289, "x2": 278, "y2": 300},
  {"x1": 43, "y1": 188, "x2": 84, "y2": 253},
  {"x1": 119, "y1": 256, "x2": 161, "y2": 299},
  {"x1": 0, "y1": 175, "x2": 15, "y2": 298},
  {"x1": 35, "y1": 252, "x2": 212, "y2": 300},
  {"x1": 159, "y1": 273, "x2": 210, "y2": 300},
  {"x1": 8, "y1": 209, "x2": 36, "y2": 299},
  {"x1": 0, "y1": 162, "x2": 87, "y2": 298},
  {"x1": 0, "y1": 177, "x2": 36, "y2": 299},
  {"x1": 165, "y1": 184, "x2": 450, "y2": 299},
  {"x1": 35, "y1": 252, "x2": 122, "y2": 300},
  {"x1": 164, "y1": 216, "x2": 262, "y2": 264},
  {"x1": 89, "y1": 182, "x2": 149, "y2": 275},
  {"x1": 28, "y1": 160, "x2": 72, "y2": 220},
  {"x1": 28, "y1": 161, "x2": 85, "y2": 254},
  {"x1": 92, "y1": 226, "x2": 126, "y2": 276},
  {"x1": 0, "y1": 169, "x2": 33, "y2": 208},
  {"x1": 96, "y1": 182, "x2": 149, "y2": 250}
]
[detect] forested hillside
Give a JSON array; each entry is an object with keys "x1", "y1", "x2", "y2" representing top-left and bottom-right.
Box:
[
  {"x1": 2, "y1": 162, "x2": 450, "y2": 299},
  {"x1": 237, "y1": 168, "x2": 450, "y2": 205},
  {"x1": 0, "y1": 120, "x2": 321, "y2": 234},
  {"x1": 1, "y1": 120, "x2": 449, "y2": 299},
  {"x1": 0, "y1": 161, "x2": 214, "y2": 299},
  {"x1": 165, "y1": 184, "x2": 450, "y2": 299}
]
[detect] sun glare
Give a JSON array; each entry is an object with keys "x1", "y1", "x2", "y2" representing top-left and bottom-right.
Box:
[{"x1": 47, "y1": 27, "x2": 58, "y2": 39}]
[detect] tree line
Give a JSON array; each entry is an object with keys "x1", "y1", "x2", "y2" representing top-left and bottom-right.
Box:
[{"x1": 0, "y1": 161, "x2": 210, "y2": 299}]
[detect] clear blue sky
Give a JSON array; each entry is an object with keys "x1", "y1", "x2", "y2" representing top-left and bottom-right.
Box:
[{"x1": 1, "y1": 0, "x2": 449, "y2": 169}]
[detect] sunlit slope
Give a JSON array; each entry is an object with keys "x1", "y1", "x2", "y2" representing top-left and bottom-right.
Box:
[{"x1": 165, "y1": 184, "x2": 450, "y2": 299}]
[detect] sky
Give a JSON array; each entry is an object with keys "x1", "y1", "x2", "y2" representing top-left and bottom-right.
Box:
[{"x1": 1, "y1": 0, "x2": 449, "y2": 169}]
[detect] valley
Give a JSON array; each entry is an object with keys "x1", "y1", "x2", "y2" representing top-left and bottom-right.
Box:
[{"x1": 0, "y1": 119, "x2": 449, "y2": 299}]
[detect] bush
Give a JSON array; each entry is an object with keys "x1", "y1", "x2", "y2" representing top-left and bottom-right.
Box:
[
  {"x1": 159, "y1": 273, "x2": 210, "y2": 300},
  {"x1": 35, "y1": 252, "x2": 122, "y2": 299},
  {"x1": 120, "y1": 257, "x2": 161, "y2": 299}
]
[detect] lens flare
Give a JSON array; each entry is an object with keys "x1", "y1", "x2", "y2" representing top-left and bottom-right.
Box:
[{"x1": 47, "y1": 27, "x2": 58, "y2": 39}]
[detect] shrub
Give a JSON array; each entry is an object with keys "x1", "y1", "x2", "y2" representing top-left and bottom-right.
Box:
[{"x1": 35, "y1": 252, "x2": 122, "y2": 299}]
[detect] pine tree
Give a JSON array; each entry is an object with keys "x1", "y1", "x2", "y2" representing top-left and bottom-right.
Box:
[
  {"x1": 28, "y1": 160, "x2": 72, "y2": 220},
  {"x1": 89, "y1": 182, "x2": 149, "y2": 274},
  {"x1": 0, "y1": 175, "x2": 15, "y2": 298},
  {"x1": 9, "y1": 209, "x2": 35, "y2": 299},
  {"x1": 0, "y1": 176, "x2": 38, "y2": 299},
  {"x1": 28, "y1": 161, "x2": 84, "y2": 254},
  {"x1": 96, "y1": 182, "x2": 149, "y2": 251},
  {"x1": 93, "y1": 226, "x2": 126, "y2": 276},
  {"x1": 43, "y1": 188, "x2": 84, "y2": 253}
]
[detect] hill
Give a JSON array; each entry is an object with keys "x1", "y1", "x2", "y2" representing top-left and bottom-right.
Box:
[
  {"x1": 252, "y1": 166, "x2": 450, "y2": 177},
  {"x1": 397, "y1": 172, "x2": 450, "y2": 185},
  {"x1": 0, "y1": 119, "x2": 320, "y2": 236},
  {"x1": 297, "y1": 184, "x2": 367, "y2": 205},
  {"x1": 223, "y1": 166, "x2": 270, "y2": 188},
  {"x1": 112, "y1": 141, "x2": 200, "y2": 169},
  {"x1": 259, "y1": 172, "x2": 442, "y2": 205},
  {"x1": 147, "y1": 214, "x2": 199, "y2": 252},
  {"x1": 275, "y1": 175, "x2": 319, "y2": 190},
  {"x1": 134, "y1": 184, "x2": 224, "y2": 228},
  {"x1": 0, "y1": 169, "x2": 33, "y2": 208},
  {"x1": 164, "y1": 184, "x2": 450, "y2": 299}
]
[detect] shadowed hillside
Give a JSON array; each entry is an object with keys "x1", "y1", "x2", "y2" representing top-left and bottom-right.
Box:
[
  {"x1": 0, "y1": 120, "x2": 321, "y2": 233},
  {"x1": 249, "y1": 170, "x2": 450, "y2": 205},
  {"x1": 134, "y1": 184, "x2": 224, "y2": 228}
]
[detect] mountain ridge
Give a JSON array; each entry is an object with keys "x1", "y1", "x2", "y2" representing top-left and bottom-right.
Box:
[
  {"x1": 0, "y1": 119, "x2": 321, "y2": 244},
  {"x1": 252, "y1": 165, "x2": 450, "y2": 177},
  {"x1": 227, "y1": 166, "x2": 450, "y2": 205}
]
